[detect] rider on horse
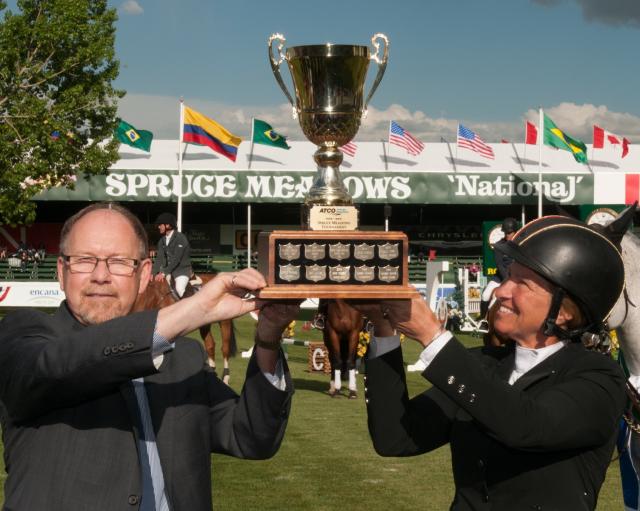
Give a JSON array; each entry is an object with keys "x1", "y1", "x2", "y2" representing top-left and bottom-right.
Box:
[{"x1": 152, "y1": 213, "x2": 193, "y2": 298}]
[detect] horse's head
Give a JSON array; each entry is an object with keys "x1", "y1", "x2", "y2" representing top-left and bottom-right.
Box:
[
  {"x1": 603, "y1": 203, "x2": 639, "y2": 330},
  {"x1": 133, "y1": 278, "x2": 175, "y2": 312},
  {"x1": 596, "y1": 202, "x2": 637, "y2": 248}
]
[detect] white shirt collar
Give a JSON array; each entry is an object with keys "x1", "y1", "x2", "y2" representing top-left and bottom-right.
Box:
[
  {"x1": 164, "y1": 230, "x2": 175, "y2": 243},
  {"x1": 509, "y1": 341, "x2": 567, "y2": 385}
]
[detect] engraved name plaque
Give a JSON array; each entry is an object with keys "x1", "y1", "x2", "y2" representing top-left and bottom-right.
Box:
[
  {"x1": 257, "y1": 231, "x2": 416, "y2": 299},
  {"x1": 329, "y1": 264, "x2": 350, "y2": 282}
]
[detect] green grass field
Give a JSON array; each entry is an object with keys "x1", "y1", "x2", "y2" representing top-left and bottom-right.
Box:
[{"x1": 0, "y1": 312, "x2": 624, "y2": 509}]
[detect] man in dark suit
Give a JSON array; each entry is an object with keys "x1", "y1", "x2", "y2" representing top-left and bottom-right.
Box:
[
  {"x1": 353, "y1": 216, "x2": 628, "y2": 510},
  {"x1": 0, "y1": 202, "x2": 298, "y2": 511},
  {"x1": 152, "y1": 212, "x2": 192, "y2": 298}
]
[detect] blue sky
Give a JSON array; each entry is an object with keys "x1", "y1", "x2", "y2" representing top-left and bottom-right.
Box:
[{"x1": 37, "y1": 0, "x2": 640, "y2": 141}]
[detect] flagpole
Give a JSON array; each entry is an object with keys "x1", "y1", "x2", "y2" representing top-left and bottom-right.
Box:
[
  {"x1": 442, "y1": 136, "x2": 456, "y2": 172},
  {"x1": 247, "y1": 204, "x2": 252, "y2": 269},
  {"x1": 511, "y1": 142, "x2": 524, "y2": 172},
  {"x1": 248, "y1": 118, "x2": 255, "y2": 170},
  {"x1": 537, "y1": 107, "x2": 543, "y2": 218},
  {"x1": 177, "y1": 99, "x2": 185, "y2": 231},
  {"x1": 382, "y1": 137, "x2": 388, "y2": 172}
]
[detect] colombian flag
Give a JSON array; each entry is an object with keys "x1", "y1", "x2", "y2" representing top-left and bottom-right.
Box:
[{"x1": 183, "y1": 106, "x2": 242, "y2": 162}]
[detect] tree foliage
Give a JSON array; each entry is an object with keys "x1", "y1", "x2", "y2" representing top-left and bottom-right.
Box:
[{"x1": 0, "y1": 0, "x2": 123, "y2": 225}]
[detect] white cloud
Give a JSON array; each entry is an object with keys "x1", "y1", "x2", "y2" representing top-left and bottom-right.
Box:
[
  {"x1": 120, "y1": 0, "x2": 143, "y2": 15},
  {"x1": 531, "y1": 0, "x2": 640, "y2": 28},
  {"x1": 117, "y1": 93, "x2": 640, "y2": 144},
  {"x1": 524, "y1": 103, "x2": 640, "y2": 140}
]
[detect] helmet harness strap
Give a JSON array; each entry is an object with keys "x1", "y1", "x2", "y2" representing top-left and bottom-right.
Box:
[
  {"x1": 543, "y1": 287, "x2": 566, "y2": 338},
  {"x1": 543, "y1": 287, "x2": 600, "y2": 342}
]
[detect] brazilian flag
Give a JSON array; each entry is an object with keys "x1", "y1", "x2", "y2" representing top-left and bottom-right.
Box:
[
  {"x1": 543, "y1": 114, "x2": 587, "y2": 163},
  {"x1": 115, "y1": 119, "x2": 153, "y2": 152},
  {"x1": 252, "y1": 119, "x2": 290, "y2": 150}
]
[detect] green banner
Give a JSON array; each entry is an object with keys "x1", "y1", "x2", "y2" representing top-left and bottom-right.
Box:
[
  {"x1": 482, "y1": 221, "x2": 502, "y2": 277},
  {"x1": 35, "y1": 171, "x2": 594, "y2": 205}
]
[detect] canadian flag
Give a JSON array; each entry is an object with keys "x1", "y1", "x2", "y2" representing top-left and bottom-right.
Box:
[
  {"x1": 525, "y1": 121, "x2": 537, "y2": 145},
  {"x1": 593, "y1": 125, "x2": 630, "y2": 158}
]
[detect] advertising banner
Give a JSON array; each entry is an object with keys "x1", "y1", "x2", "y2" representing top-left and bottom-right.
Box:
[
  {"x1": 0, "y1": 282, "x2": 65, "y2": 308},
  {"x1": 35, "y1": 171, "x2": 594, "y2": 206}
]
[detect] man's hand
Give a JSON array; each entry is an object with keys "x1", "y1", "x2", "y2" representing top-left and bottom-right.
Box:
[
  {"x1": 255, "y1": 300, "x2": 303, "y2": 349},
  {"x1": 153, "y1": 272, "x2": 165, "y2": 282},
  {"x1": 155, "y1": 269, "x2": 267, "y2": 341}
]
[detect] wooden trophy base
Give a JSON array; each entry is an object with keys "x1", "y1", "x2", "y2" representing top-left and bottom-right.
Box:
[{"x1": 256, "y1": 230, "x2": 419, "y2": 299}]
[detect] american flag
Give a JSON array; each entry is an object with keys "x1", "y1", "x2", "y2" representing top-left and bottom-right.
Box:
[
  {"x1": 457, "y1": 124, "x2": 494, "y2": 159},
  {"x1": 340, "y1": 141, "x2": 357, "y2": 157},
  {"x1": 389, "y1": 121, "x2": 424, "y2": 156}
]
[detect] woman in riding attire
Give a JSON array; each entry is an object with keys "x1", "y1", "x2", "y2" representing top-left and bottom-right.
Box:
[{"x1": 358, "y1": 216, "x2": 627, "y2": 511}]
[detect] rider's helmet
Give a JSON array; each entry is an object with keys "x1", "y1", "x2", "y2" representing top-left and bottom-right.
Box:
[
  {"x1": 501, "y1": 217, "x2": 519, "y2": 235},
  {"x1": 155, "y1": 213, "x2": 177, "y2": 229},
  {"x1": 500, "y1": 216, "x2": 625, "y2": 339}
]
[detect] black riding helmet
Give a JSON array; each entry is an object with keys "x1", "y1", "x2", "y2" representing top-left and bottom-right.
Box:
[
  {"x1": 501, "y1": 217, "x2": 519, "y2": 235},
  {"x1": 155, "y1": 213, "x2": 177, "y2": 228},
  {"x1": 500, "y1": 216, "x2": 625, "y2": 339}
]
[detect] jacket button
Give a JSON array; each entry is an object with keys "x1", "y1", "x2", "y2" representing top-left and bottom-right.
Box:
[
  {"x1": 447, "y1": 376, "x2": 455, "y2": 385},
  {"x1": 118, "y1": 343, "x2": 127, "y2": 352},
  {"x1": 103, "y1": 347, "x2": 111, "y2": 356},
  {"x1": 126, "y1": 342, "x2": 134, "y2": 349},
  {"x1": 469, "y1": 393, "x2": 476, "y2": 403},
  {"x1": 128, "y1": 495, "x2": 139, "y2": 505},
  {"x1": 457, "y1": 384, "x2": 465, "y2": 394}
]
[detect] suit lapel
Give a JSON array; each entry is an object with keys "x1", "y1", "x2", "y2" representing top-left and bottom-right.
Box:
[
  {"x1": 120, "y1": 382, "x2": 142, "y2": 443},
  {"x1": 496, "y1": 351, "x2": 515, "y2": 383}
]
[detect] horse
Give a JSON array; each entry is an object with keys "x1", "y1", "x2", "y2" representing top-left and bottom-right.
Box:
[
  {"x1": 133, "y1": 273, "x2": 237, "y2": 384},
  {"x1": 316, "y1": 299, "x2": 365, "y2": 399}
]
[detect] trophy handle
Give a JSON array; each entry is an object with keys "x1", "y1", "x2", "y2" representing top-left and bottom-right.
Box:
[
  {"x1": 363, "y1": 33, "x2": 389, "y2": 117},
  {"x1": 268, "y1": 33, "x2": 298, "y2": 119}
]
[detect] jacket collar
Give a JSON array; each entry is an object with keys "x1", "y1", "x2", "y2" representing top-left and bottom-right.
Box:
[{"x1": 494, "y1": 341, "x2": 583, "y2": 390}]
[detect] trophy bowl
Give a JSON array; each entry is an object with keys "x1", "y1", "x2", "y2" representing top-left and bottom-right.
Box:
[{"x1": 269, "y1": 34, "x2": 388, "y2": 207}]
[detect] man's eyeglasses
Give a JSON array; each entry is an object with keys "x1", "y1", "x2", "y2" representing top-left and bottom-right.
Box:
[{"x1": 62, "y1": 255, "x2": 140, "y2": 276}]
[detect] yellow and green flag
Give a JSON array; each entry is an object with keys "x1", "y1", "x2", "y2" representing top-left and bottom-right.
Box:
[
  {"x1": 543, "y1": 114, "x2": 587, "y2": 163},
  {"x1": 115, "y1": 120, "x2": 153, "y2": 152},
  {"x1": 252, "y1": 119, "x2": 290, "y2": 150}
]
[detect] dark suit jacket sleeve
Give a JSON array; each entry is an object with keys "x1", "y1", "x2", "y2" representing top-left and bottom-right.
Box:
[
  {"x1": 425, "y1": 337, "x2": 626, "y2": 451},
  {"x1": 203, "y1": 347, "x2": 293, "y2": 459},
  {"x1": 0, "y1": 308, "x2": 159, "y2": 422},
  {"x1": 365, "y1": 346, "x2": 459, "y2": 457}
]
